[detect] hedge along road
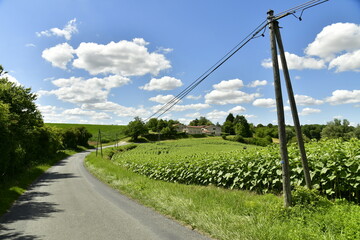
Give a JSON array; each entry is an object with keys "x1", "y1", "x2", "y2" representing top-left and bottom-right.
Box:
[{"x1": 0, "y1": 144, "x2": 211, "y2": 240}]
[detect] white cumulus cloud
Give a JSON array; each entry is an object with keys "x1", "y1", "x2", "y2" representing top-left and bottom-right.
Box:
[
  {"x1": 328, "y1": 49, "x2": 360, "y2": 72},
  {"x1": 40, "y1": 75, "x2": 130, "y2": 104},
  {"x1": 82, "y1": 101, "x2": 150, "y2": 118},
  {"x1": 294, "y1": 94, "x2": 324, "y2": 106},
  {"x1": 305, "y1": 22, "x2": 360, "y2": 60},
  {"x1": 299, "y1": 108, "x2": 321, "y2": 116},
  {"x1": 140, "y1": 76, "x2": 183, "y2": 91},
  {"x1": 248, "y1": 80, "x2": 267, "y2": 88},
  {"x1": 185, "y1": 112, "x2": 202, "y2": 118},
  {"x1": 262, "y1": 23, "x2": 360, "y2": 72},
  {"x1": 186, "y1": 95, "x2": 202, "y2": 100},
  {"x1": 205, "y1": 90, "x2": 260, "y2": 105},
  {"x1": 37, "y1": 18, "x2": 78, "y2": 41},
  {"x1": 149, "y1": 94, "x2": 181, "y2": 104},
  {"x1": 151, "y1": 103, "x2": 210, "y2": 113},
  {"x1": 42, "y1": 43, "x2": 75, "y2": 69},
  {"x1": 63, "y1": 108, "x2": 111, "y2": 119},
  {"x1": 206, "y1": 110, "x2": 228, "y2": 122},
  {"x1": 213, "y1": 79, "x2": 244, "y2": 91},
  {"x1": 205, "y1": 79, "x2": 259, "y2": 105},
  {"x1": 252, "y1": 98, "x2": 276, "y2": 108},
  {"x1": 228, "y1": 106, "x2": 246, "y2": 114},
  {"x1": 261, "y1": 52, "x2": 325, "y2": 70},
  {"x1": 325, "y1": 90, "x2": 360, "y2": 105},
  {"x1": 73, "y1": 38, "x2": 171, "y2": 76}
]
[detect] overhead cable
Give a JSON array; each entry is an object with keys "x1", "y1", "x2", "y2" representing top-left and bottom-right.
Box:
[
  {"x1": 145, "y1": 20, "x2": 268, "y2": 121},
  {"x1": 145, "y1": 0, "x2": 330, "y2": 121},
  {"x1": 274, "y1": 0, "x2": 329, "y2": 20}
]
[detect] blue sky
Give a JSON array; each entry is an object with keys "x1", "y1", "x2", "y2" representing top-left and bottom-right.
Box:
[{"x1": 0, "y1": 0, "x2": 359, "y2": 126}]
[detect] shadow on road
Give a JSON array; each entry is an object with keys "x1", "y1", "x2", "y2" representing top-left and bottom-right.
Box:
[
  {"x1": 0, "y1": 225, "x2": 40, "y2": 240},
  {"x1": 34, "y1": 171, "x2": 78, "y2": 187},
  {"x1": 0, "y1": 171, "x2": 78, "y2": 239}
]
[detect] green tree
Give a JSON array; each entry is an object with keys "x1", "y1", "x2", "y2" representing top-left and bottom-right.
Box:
[
  {"x1": 76, "y1": 127, "x2": 92, "y2": 147},
  {"x1": 225, "y1": 113, "x2": 235, "y2": 123},
  {"x1": 285, "y1": 126, "x2": 295, "y2": 143},
  {"x1": 198, "y1": 116, "x2": 213, "y2": 126},
  {"x1": 146, "y1": 118, "x2": 158, "y2": 132},
  {"x1": 321, "y1": 119, "x2": 354, "y2": 140},
  {"x1": 0, "y1": 73, "x2": 44, "y2": 176},
  {"x1": 302, "y1": 124, "x2": 325, "y2": 140},
  {"x1": 353, "y1": 125, "x2": 360, "y2": 139},
  {"x1": 62, "y1": 128, "x2": 79, "y2": 149},
  {"x1": 222, "y1": 120, "x2": 234, "y2": 135},
  {"x1": 160, "y1": 126, "x2": 177, "y2": 138},
  {"x1": 125, "y1": 117, "x2": 148, "y2": 141},
  {"x1": 26, "y1": 126, "x2": 63, "y2": 158},
  {"x1": 157, "y1": 119, "x2": 167, "y2": 132},
  {"x1": 167, "y1": 119, "x2": 180, "y2": 126},
  {"x1": 0, "y1": 67, "x2": 63, "y2": 179},
  {"x1": 234, "y1": 115, "x2": 252, "y2": 137},
  {"x1": 0, "y1": 102, "x2": 12, "y2": 178},
  {"x1": 189, "y1": 118, "x2": 199, "y2": 126},
  {"x1": 189, "y1": 117, "x2": 213, "y2": 126}
]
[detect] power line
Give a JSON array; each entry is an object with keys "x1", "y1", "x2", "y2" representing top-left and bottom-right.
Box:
[
  {"x1": 145, "y1": 0, "x2": 330, "y2": 121},
  {"x1": 146, "y1": 20, "x2": 268, "y2": 121},
  {"x1": 274, "y1": 0, "x2": 329, "y2": 20}
]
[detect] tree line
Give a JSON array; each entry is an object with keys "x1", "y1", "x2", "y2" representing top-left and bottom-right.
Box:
[
  {"x1": 0, "y1": 68, "x2": 92, "y2": 182},
  {"x1": 222, "y1": 112, "x2": 360, "y2": 145},
  {"x1": 125, "y1": 112, "x2": 360, "y2": 145}
]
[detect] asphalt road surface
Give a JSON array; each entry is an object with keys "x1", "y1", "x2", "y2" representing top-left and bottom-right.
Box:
[{"x1": 0, "y1": 147, "x2": 211, "y2": 240}]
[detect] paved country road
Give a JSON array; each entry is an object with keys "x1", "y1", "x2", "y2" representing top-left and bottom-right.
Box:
[{"x1": 0, "y1": 147, "x2": 211, "y2": 240}]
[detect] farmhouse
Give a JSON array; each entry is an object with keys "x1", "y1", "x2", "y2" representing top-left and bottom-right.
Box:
[{"x1": 174, "y1": 124, "x2": 221, "y2": 136}]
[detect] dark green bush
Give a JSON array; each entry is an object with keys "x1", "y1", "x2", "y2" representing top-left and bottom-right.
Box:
[
  {"x1": 244, "y1": 136, "x2": 272, "y2": 146},
  {"x1": 62, "y1": 127, "x2": 92, "y2": 149},
  {"x1": 292, "y1": 186, "x2": 331, "y2": 207}
]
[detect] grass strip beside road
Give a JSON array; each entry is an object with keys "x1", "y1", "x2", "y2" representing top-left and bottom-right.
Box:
[
  {"x1": 0, "y1": 149, "x2": 81, "y2": 216},
  {"x1": 85, "y1": 147, "x2": 360, "y2": 240}
]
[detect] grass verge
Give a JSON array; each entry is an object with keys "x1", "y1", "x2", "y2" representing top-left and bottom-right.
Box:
[
  {"x1": 85, "y1": 147, "x2": 360, "y2": 240},
  {"x1": 0, "y1": 148, "x2": 82, "y2": 216}
]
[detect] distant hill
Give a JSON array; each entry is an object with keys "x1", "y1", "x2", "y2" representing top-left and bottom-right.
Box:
[{"x1": 45, "y1": 123, "x2": 127, "y2": 143}]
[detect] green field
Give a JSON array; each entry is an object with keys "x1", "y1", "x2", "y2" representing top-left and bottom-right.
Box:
[
  {"x1": 112, "y1": 138, "x2": 360, "y2": 202},
  {"x1": 45, "y1": 123, "x2": 127, "y2": 142},
  {"x1": 85, "y1": 139, "x2": 360, "y2": 240}
]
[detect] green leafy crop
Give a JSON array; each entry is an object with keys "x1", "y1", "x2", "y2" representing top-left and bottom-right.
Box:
[{"x1": 112, "y1": 138, "x2": 360, "y2": 202}]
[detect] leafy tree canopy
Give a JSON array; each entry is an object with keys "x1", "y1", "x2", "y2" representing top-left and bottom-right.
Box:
[
  {"x1": 225, "y1": 113, "x2": 235, "y2": 123},
  {"x1": 189, "y1": 116, "x2": 213, "y2": 126},
  {"x1": 321, "y1": 118, "x2": 354, "y2": 140},
  {"x1": 146, "y1": 118, "x2": 158, "y2": 132},
  {"x1": 125, "y1": 117, "x2": 148, "y2": 141}
]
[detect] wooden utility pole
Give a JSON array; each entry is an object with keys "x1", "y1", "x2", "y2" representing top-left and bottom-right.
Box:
[
  {"x1": 99, "y1": 130, "x2": 103, "y2": 158},
  {"x1": 96, "y1": 129, "x2": 103, "y2": 158},
  {"x1": 96, "y1": 130, "x2": 99, "y2": 156},
  {"x1": 268, "y1": 10, "x2": 292, "y2": 207},
  {"x1": 273, "y1": 22, "x2": 312, "y2": 189}
]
